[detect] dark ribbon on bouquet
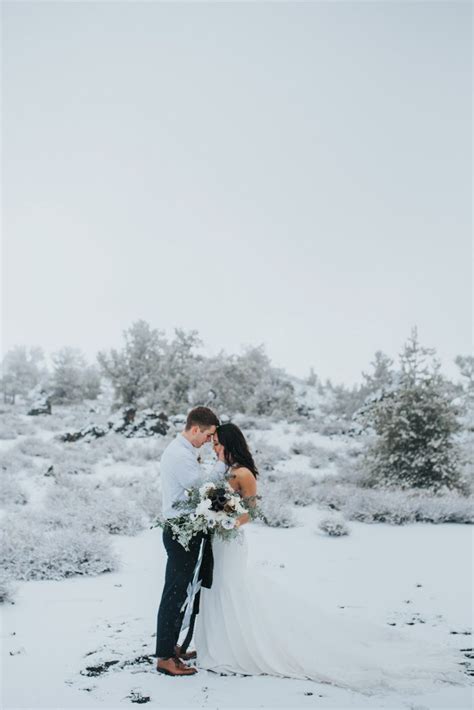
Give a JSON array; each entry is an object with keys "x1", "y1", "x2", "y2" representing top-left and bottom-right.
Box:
[{"x1": 179, "y1": 533, "x2": 214, "y2": 654}]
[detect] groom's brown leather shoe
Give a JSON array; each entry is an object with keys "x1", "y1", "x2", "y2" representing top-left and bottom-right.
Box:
[
  {"x1": 175, "y1": 644, "x2": 197, "y2": 661},
  {"x1": 156, "y1": 657, "x2": 197, "y2": 676}
]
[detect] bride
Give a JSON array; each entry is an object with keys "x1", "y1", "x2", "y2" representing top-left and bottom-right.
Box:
[{"x1": 193, "y1": 423, "x2": 464, "y2": 694}]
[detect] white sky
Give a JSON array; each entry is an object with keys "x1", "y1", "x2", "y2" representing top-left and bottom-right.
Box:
[{"x1": 2, "y1": 1, "x2": 472, "y2": 385}]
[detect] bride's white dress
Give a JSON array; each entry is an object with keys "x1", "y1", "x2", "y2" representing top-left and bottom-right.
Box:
[{"x1": 194, "y1": 530, "x2": 464, "y2": 694}]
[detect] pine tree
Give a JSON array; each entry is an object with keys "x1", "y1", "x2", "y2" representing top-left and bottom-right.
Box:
[{"x1": 359, "y1": 329, "x2": 462, "y2": 491}]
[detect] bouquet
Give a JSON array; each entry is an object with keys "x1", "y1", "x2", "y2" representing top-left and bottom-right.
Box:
[{"x1": 154, "y1": 478, "x2": 259, "y2": 550}]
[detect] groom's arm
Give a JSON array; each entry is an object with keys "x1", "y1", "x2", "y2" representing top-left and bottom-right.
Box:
[{"x1": 173, "y1": 448, "x2": 202, "y2": 490}]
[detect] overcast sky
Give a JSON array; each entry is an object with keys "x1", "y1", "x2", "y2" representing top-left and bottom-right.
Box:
[{"x1": 2, "y1": 1, "x2": 472, "y2": 385}]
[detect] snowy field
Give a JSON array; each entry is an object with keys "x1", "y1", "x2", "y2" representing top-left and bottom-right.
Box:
[{"x1": 1, "y1": 407, "x2": 473, "y2": 710}]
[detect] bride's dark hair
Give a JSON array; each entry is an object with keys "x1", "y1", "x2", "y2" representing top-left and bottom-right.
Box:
[{"x1": 216, "y1": 423, "x2": 259, "y2": 478}]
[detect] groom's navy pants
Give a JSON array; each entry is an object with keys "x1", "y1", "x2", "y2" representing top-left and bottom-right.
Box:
[{"x1": 155, "y1": 526, "x2": 213, "y2": 659}]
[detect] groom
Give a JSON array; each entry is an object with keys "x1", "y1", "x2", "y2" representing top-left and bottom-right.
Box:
[{"x1": 155, "y1": 406, "x2": 221, "y2": 677}]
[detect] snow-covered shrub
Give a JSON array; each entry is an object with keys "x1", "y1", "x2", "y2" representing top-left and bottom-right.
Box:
[
  {"x1": 290, "y1": 439, "x2": 319, "y2": 457},
  {"x1": 314, "y1": 482, "x2": 474, "y2": 524},
  {"x1": 296, "y1": 415, "x2": 326, "y2": 434},
  {"x1": 231, "y1": 414, "x2": 273, "y2": 431},
  {"x1": 14, "y1": 436, "x2": 59, "y2": 459},
  {"x1": 0, "y1": 449, "x2": 36, "y2": 476},
  {"x1": 129, "y1": 437, "x2": 170, "y2": 463},
  {"x1": 89, "y1": 433, "x2": 136, "y2": 463},
  {"x1": 49, "y1": 444, "x2": 99, "y2": 476},
  {"x1": 318, "y1": 516, "x2": 350, "y2": 537},
  {"x1": 0, "y1": 474, "x2": 28, "y2": 507},
  {"x1": 309, "y1": 447, "x2": 340, "y2": 469},
  {"x1": 319, "y1": 418, "x2": 353, "y2": 437},
  {"x1": 0, "y1": 425, "x2": 17, "y2": 440},
  {"x1": 273, "y1": 471, "x2": 317, "y2": 507},
  {"x1": 41, "y1": 479, "x2": 145, "y2": 535},
  {"x1": 1, "y1": 514, "x2": 118, "y2": 581},
  {"x1": 258, "y1": 482, "x2": 296, "y2": 528},
  {"x1": 0, "y1": 571, "x2": 16, "y2": 603},
  {"x1": 106, "y1": 472, "x2": 162, "y2": 521},
  {"x1": 250, "y1": 439, "x2": 289, "y2": 472},
  {"x1": 5, "y1": 415, "x2": 36, "y2": 437}
]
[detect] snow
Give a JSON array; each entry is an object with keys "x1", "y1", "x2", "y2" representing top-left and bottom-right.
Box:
[{"x1": 1, "y1": 517, "x2": 472, "y2": 709}]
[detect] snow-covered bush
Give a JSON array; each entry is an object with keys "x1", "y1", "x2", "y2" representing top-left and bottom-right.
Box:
[
  {"x1": 318, "y1": 516, "x2": 350, "y2": 537},
  {"x1": 273, "y1": 472, "x2": 317, "y2": 507},
  {"x1": 129, "y1": 438, "x2": 170, "y2": 463},
  {"x1": 89, "y1": 433, "x2": 136, "y2": 463},
  {"x1": 231, "y1": 414, "x2": 273, "y2": 431},
  {"x1": 0, "y1": 425, "x2": 17, "y2": 440},
  {"x1": 0, "y1": 571, "x2": 16, "y2": 603},
  {"x1": 0, "y1": 413, "x2": 36, "y2": 437},
  {"x1": 1, "y1": 514, "x2": 118, "y2": 581},
  {"x1": 49, "y1": 442, "x2": 101, "y2": 476},
  {"x1": 314, "y1": 482, "x2": 474, "y2": 524},
  {"x1": 290, "y1": 439, "x2": 319, "y2": 457},
  {"x1": 106, "y1": 472, "x2": 162, "y2": 521},
  {"x1": 0, "y1": 449, "x2": 36, "y2": 475},
  {"x1": 319, "y1": 418, "x2": 354, "y2": 437},
  {"x1": 250, "y1": 438, "x2": 289, "y2": 472},
  {"x1": 14, "y1": 436, "x2": 59, "y2": 460},
  {"x1": 41, "y1": 479, "x2": 145, "y2": 535},
  {"x1": 0, "y1": 474, "x2": 28, "y2": 507},
  {"x1": 258, "y1": 481, "x2": 296, "y2": 528},
  {"x1": 291, "y1": 442, "x2": 340, "y2": 469}
]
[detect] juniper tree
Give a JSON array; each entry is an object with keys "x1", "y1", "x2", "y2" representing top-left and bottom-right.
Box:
[
  {"x1": 51, "y1": 347, "x2": 100, "y2": 403},
  {"x1": 0, "y1": 346, "x2": 47, "y2": 404}
]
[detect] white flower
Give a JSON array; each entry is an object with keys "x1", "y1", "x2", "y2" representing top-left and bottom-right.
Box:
[
  {"x1": 195, "y1": 499, "x2": 212, "y2": 516},
  {"x1": 221, "y1": 516, "x2": 236, "y2": 530},
  {"x1": 199, "y1": 482, "x2": 216, "y2": 497}
]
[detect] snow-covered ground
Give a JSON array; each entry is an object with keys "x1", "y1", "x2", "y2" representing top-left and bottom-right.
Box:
[
  {"x1": 1, "y1": 407, "x2": 472, "y2": 710},
  {"x1": 2, "y1": 520, "x2": 472, "y2": 710}
]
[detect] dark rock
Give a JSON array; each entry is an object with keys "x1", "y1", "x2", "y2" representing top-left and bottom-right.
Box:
[
  {"x1": 128, "y1": 691, "x2": 151, "y2": 704},
  {"x1": 59, "y1": 425, "x2": 107, "y2": 443},
  {"x1": 28, "y1": 393, "x2": 52, "y2": 416},
  {"x1": 81, "y1": 660, "x2": 120, "y2": 677},
  {"x1": 108, "y1": 408, "x2": 169, "y2": 438}
]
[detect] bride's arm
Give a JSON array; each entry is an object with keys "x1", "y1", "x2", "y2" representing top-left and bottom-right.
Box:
[{"x1": 235, "y1": 468, "x2": 257, "y2": 527}]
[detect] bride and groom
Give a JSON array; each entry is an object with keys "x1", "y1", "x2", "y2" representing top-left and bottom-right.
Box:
[
  {"x1": 154, "y1": 407, "x2": 463, "y2": 691},
  {"x1": 155, "y1": 406, "x2": 257, "y2": 677}
]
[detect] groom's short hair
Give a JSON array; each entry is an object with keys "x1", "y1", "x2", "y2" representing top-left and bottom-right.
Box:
[{"x1": 185, "y1": 406, "x2": 220, "y2": 431}]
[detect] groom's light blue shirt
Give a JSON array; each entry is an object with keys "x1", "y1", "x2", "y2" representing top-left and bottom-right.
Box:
[{"x1": 160, "y1": 433, "x2": 226, "y2": 519}]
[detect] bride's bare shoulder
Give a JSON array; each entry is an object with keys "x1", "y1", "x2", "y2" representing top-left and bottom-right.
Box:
[{"x1": 232, "y1": 466, "x2": 254, "y2": 479}]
